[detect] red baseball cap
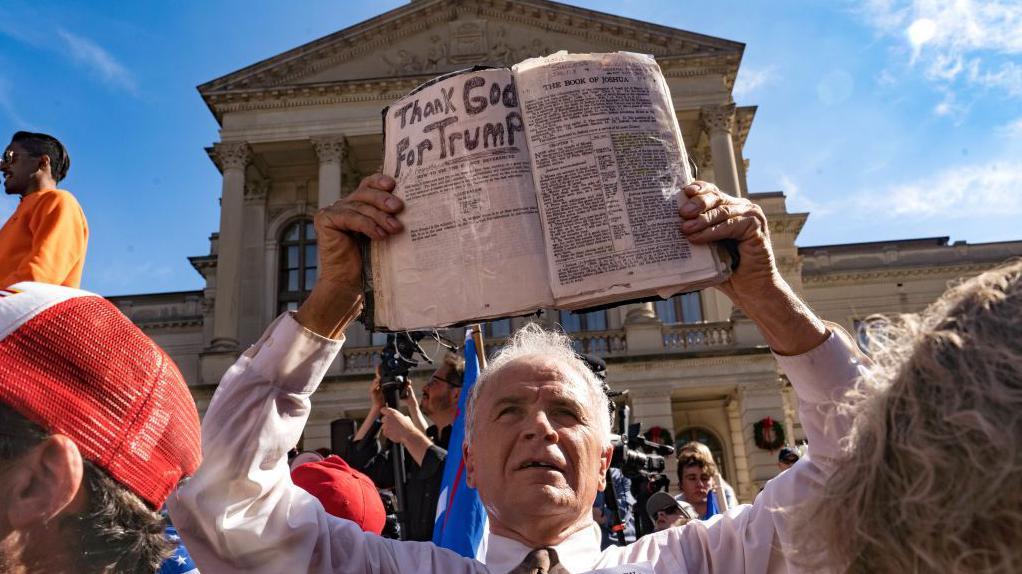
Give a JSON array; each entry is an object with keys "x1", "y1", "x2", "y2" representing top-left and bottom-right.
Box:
[
  {"x1": 291, "y1": 455, "x2": 387, "y2": 535},
  {"x1": 0, "y1": 282, "x2": 201, "y2": 508}
]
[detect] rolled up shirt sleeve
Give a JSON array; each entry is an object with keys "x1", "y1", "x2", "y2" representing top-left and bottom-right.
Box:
[
  {"x1": 167, "y1": 313, "x2": 484, "y2": 574},
  {"x1": 596, "y1": 326, "x2": 868, "y2": 574}
]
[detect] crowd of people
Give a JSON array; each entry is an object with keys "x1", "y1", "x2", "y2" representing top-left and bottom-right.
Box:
[{"x1": 0, "y1": 131, "x2": 1020, "y2": 573}]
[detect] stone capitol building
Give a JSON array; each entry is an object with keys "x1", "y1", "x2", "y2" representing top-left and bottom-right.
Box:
[{"x1": 110, "y1": 0, "x2": 1022, "y2": 502}]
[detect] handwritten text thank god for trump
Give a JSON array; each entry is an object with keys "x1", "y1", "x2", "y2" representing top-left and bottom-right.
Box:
[{"x1": 392, "y1": 75, "x2": 524, "y2": 178}]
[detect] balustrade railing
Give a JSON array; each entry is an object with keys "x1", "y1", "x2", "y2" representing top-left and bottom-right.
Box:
[
  {"x1": 662, "y1": 321, "x2": 734, "y2": 351},
  {"x1": 338, "y1": 322, "x2": 733, "y2": 374}
]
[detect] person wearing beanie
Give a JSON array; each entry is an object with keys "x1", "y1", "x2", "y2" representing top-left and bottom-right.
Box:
[
  {"x1": 0, "y1": 131, "x2": 88, "y2": 288},
  {"x1": 0, "y1": 281, "x2": 201, "y2": 573}
]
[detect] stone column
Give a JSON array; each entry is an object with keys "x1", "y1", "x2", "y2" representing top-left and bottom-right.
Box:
[
  {"x1": 209, "y1": 141, "x2": 251, "y2": 351},
  {"x1": 239, "y1": 178, "x2": 269, "y2": 344},
  {"x1": 313, "y1": 137, "x2": 346, "y2": 209},
  {"x1": 725, "y1": 397, "x2": 755, "y2": 502},
  {"x1": 623, "y1": 302, "x2": 663, "y2": 353},
  {"x1": 700, "y1": 104, "x2": 743, "y2": 198}
]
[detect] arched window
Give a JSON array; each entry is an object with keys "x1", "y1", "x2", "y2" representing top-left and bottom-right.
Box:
[
  {"x1": 675, "y1": 426, "x2": 728, "y2": 481},
  {"x1": 655, "y1": 292, "x2": 703, "y2": 324},
  {"x1": 278, "y1": 219, "x2": 317, "y2": 314}
]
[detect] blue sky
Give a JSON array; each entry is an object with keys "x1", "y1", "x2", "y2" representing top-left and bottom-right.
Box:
[{"x1": 1, "y1": 0, "x2": 1020, "y2": 296}]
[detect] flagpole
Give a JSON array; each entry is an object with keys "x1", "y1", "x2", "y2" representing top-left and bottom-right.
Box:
[{"x1": 471, "y1": 324, "x2": 487, "y2": 369}]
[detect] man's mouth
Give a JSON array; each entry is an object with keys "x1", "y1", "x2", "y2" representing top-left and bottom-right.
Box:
[{"x1": 516, "y1": 459, "x2": 564, "y2": 472}]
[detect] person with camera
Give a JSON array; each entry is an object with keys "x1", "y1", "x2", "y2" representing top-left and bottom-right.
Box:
[
  {"x1": 168, "y1": 174, "x2": 867, "y2": 573},
  {"x1": 344, "y1": 355, "x2": 464, "y2": 541}
]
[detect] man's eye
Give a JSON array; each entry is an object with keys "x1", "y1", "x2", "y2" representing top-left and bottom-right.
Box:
[
  {"x1": 554, "y1": 408, "x2": 580, "y2": 421},
  {"x1": 497, "y1": 406, "x2": 519, "y2": 418}
]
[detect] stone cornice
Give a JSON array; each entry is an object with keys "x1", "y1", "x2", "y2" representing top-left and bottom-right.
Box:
[
  {"x1": 767, "y1": 214, "x2": 808, "y2": 237},
  {"x1": 189, "y1": 254, "x2": 217, "y2": 278},
  {"x1": 198, "y1": 0, "x2": 743, "y2": 122},
  {"x1": 734, "y1": 105, "x2": 756, "y2": 149},
  {"x1": 802, "y1": 262, "x2": 993, "y2": 286},
  {"x1": 134, "y1": 317, "x2": 205, "y2": 331}
]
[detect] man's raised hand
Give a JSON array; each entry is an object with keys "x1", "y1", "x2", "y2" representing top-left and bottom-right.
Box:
[
  {"x1": 295, "y1": 174, "x2": 403, "y2": 339},
  {"x1": 678, "y1": 181, "x2": 827, "y2": 356},
  {"x1": 313, "y1": 174, "x2": 403, "y2": 288}
]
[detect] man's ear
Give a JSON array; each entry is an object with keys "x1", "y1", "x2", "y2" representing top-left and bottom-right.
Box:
[
  {"x1": 463, "y1": 442, "x2": 476, "y2": 488},
  {"x1": 4, "y1": 435, "x2": 86, "y2": 529},
  {"x1": 596, "y1": 445, "x2": 613, "y2": 491},
  {"x1": 34, "y1": 153, "x2": 52, "y2": 176}
]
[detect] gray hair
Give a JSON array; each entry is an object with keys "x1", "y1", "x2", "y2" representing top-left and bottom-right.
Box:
[
  {"x1": 465, "y1": 322, "x2": 612, "y2": 446},
  {"x1": 791, "y1": 260, "x2": 1022, "y2": 572}
]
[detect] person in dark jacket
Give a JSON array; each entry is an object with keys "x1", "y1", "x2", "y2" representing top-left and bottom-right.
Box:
[{"x1": 345, "y1": 354, "x2": 464, "y2": 541}]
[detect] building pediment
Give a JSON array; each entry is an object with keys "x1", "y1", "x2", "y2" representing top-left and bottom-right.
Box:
[{"x1": 199, "y1": 0, "x2": 743, "y2": 122}]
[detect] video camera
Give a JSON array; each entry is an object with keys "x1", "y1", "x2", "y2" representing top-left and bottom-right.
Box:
[
  {"x1": 373, "y1": 330, "x2": 457, "y2": 540},
  {"x1": 605, "y1": 388, "x2": 674, "y2": 479}
]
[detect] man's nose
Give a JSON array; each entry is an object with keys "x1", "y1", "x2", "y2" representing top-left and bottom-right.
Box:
[{"x1": 522, "y1": 410, "x2": 558, "y2": 442}]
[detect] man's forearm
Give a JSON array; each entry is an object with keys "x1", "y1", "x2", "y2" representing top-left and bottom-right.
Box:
[
  {"x1": 353, "y1": 406, "x2": 381, "y2": 441},
  {"x1": 737, "y1": 276, "x2": 828, "y2": 356},
  {"x1": 403, "y1": 430, "x2": 436, "y2": 466},
  {"x1": 295, "y1": 279, "x2": 363, "y2": 340}
]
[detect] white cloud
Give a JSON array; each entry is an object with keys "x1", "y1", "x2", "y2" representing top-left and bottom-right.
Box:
[
  {"x1": 856, "y1": 0, "x2": 1022, "y2": 107},
  {"x1": 56, "y1": 29, "x2": 136, "y2": 92},
  {"x1": 968, "y1": 60, "x2": 1022, "y2": 96},
  {"x1": 733, "y1": 65, "x2": 778, "y2": 99},
  {"x1": 852, "y1": 159, "x2": 1022, "y2": 218}
]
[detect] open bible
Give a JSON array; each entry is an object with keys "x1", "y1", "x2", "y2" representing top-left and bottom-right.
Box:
[{"x1": 366, "y1": 51, "x2": 729, "y2": 331}]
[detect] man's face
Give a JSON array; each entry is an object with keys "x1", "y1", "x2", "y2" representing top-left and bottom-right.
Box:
[
  {"x1": 680, "y1": 465, "x2": 712, "y2": 504},
  {"x1": 0, "y1": 142, "x2": 38, "y2": 196},
  {"x1": 464, "y1": 356, "x2": 612, "y2": 530},
  {"x1": 420, "y1": 364, "x2": 458, "y2": 417}
]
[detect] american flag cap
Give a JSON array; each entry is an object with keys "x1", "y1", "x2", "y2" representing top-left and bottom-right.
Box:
[{"x1": 0, "y1": 282, "x2": 201, "y2": 508}]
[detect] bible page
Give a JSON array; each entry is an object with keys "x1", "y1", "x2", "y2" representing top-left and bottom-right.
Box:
[
  {"x1": 513, "y1": 52, "x2": 727, "y2": 308},
  {"x1": 375, "y1": 67, "x2": 553, "y2": 330}
]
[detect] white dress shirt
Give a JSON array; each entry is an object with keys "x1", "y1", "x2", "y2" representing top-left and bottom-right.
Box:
[{"x1": 169, "y1": 313, "x2": 866, "y2": 574}]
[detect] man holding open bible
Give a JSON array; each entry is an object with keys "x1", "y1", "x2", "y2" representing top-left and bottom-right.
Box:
[
  {"x1": 168, "y1": 164, "x2": 865, "y2": 573},
  {"x1": 167, "y1": 52, "x2": 864, "y2": 573}
]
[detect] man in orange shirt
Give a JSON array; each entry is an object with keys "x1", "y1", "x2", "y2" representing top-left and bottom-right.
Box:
[{"x1": 0, "y1": 131, "x2": 88, "y2": 288}]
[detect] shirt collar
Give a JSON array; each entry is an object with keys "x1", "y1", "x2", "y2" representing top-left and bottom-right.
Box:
[{"x1": 483, "y1": 521, "x2": 603, "y2": 574}]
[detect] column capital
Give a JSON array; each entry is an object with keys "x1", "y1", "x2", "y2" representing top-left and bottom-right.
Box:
[
  {"x1": 700, "y1": 103, "x2": 737, "y2": 135},
  {"x1": 312, "y1": 136, "x2": 347, "y2": 164},
  {"x1": 212, "y1": 141, "x2": 251, "y2": 171}
]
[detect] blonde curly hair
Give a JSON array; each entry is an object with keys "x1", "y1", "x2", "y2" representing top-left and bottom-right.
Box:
[{"x1": 792, "y1": 260, "x2": 1022, "y2": 573}]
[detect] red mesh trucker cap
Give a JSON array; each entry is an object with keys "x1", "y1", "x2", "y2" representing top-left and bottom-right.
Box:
[
  {"x1": 0, "y1": 282, "x2": 201, "y2": 508},
  {"x1": 291, "y1": 455, "x2": 387, "y2": 535}
]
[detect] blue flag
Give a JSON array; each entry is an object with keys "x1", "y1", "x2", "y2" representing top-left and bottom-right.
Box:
[
  {"x1": 703, "y1": 490, "x2": 721, "y2": 520},
  {"x1": 432, "y1": 331, "x2": 488, "y2": 558}
]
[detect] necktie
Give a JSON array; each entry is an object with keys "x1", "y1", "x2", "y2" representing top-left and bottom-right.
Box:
[{"x1": 508, "y1": 547, "x2": 571, "y2": 574}]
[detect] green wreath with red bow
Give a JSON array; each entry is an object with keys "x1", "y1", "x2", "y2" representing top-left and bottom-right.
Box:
[
  {"x1": 643, "y1": 426, "x2": 674, "y2": 447},
  {"x1": 753, "y1": 417, "x2": 786, "y2": 451}
]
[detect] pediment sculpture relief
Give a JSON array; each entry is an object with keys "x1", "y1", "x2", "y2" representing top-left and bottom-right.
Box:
[{"x1": 381, "y1": 22, "x2": 552, "y2": 75}]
